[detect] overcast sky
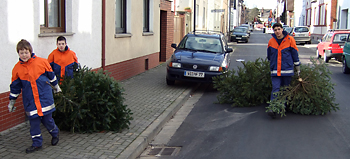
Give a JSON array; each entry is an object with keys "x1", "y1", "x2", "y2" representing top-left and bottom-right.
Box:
[{"x1": 244, "y1": 0, "x2": 277, "y2": 9}]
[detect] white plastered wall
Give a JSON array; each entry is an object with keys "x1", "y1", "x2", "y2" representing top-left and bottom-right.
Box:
[
  {"x1": 104, "y1": 0, "x2": 160, "y2": 65},
  {"x1": 0, "y1": 0, "x2": 102, "y2": 92}
]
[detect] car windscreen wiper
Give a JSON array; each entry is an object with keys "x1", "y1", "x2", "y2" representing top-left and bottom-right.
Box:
[{"x1": 195, "y1": 49, "x2": 219, "y2": 53}]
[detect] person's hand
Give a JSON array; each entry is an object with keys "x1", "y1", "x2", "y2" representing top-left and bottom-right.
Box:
[
  {"x1": 295, "y1": 65, "x2": 300, "y2": 77},
  {"x1": 53, "y1": 84, "x2": 62, "y2": 94},
  {"x1": 8, "y1": 100, "x2": 16, "y2": 112}
]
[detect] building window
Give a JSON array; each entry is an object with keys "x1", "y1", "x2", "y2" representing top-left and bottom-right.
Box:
[
  {"x1": 143, "y1": 0, "x2": 150, "y2": 32},
  {"x1": 40, "y1": 0, "x2": 66, "y2": 33},
  {"x1": 116, "y1": 0, "x2": 127, "y2": 33}
]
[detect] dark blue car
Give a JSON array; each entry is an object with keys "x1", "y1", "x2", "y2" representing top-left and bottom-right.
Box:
[{"x1": 166, "y1": 32, "x2": 233, "y2": 85}]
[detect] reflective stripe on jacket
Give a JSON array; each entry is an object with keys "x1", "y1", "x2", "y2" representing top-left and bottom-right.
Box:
[
  {"x1": 267, "y1": 31, "x2": 300, "y2": 76},
  {"x1": 48, "y1": 47, "x2": 78, "y2": 81},
  {"x1": 9, "y1": 54, "x2": 58, "y2": 119}
]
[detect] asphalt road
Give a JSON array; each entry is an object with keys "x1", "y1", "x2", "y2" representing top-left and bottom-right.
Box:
[{"x1": 157, "y1": 30, "x2": 350, "y2": 159}]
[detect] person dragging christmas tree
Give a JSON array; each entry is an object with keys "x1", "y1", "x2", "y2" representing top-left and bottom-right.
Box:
[
  {"x1": 8, "y1": 39, "x2": 61, "y2": 153},
  {"x1": 267, "y1": 23, "x2": 300, "y2": 118},
  {"x1": 48, "y1": 36, "x2": 78, "y2": 81}
]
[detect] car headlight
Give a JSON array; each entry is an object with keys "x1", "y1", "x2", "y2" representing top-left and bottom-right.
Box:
[
  {"x1": 231, "y1": 35, "x2": 236, "y2": 37},
  {"x1": 209, "y1": 66, "x2": 220, "y2": 71},
  {"x1": 170, "y1": 62, "x2": 181, "y2": 68},
  {"x1": 242, "y1": 35, "x2": 248, "y2": 37}
]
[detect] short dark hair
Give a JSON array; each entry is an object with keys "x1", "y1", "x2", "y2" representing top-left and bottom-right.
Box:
[
  {"x1": 16, "y1": 39, "x2": 33, "y2": 53},
  {"x1": 272, "y1": 23, "x2": 283, "y2": 29},
  {"x1": 57, "y1": 36, "x2": 66, "y2": 43}
]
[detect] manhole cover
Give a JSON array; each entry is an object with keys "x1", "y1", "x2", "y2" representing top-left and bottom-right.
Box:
[{"x1": 139, "y1": 146, "x2": 181, "y2": 158}]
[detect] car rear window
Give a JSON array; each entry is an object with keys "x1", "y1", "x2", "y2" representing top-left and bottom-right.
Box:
[
  {"x1": 333, "y1": 33, "x2": 349, "y2": 43},
  {"x1": 294, "y1": 27, "x2": 309, "y2": 32},
  {"x1": 234, "y1": 28, "x2": 246, "y2": 33}
]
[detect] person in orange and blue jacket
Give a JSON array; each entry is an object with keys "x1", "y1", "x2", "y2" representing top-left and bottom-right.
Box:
[
  {"x1": 267, "y1": 23, "x2": 301, "y2": 118},
  {"x1": 8, "y1": 39, "x2": 61, "y2": 153},
  {"x1": 48, "y1": 36, "x2": 78, "y2": 81}
]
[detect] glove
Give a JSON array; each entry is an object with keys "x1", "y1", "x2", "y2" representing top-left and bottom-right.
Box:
[
  {"x1": 295, "y1": 65, "x2": 300, "y2": 76},
  {"x1": 8, "y1": 100, "x2": 16, "y2": 112},
  {"x1": 53, "y1": 84, "x2": 62, "y2": 93}
]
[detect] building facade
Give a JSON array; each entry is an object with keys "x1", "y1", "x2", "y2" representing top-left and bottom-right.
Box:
[
  {"x1": 338, "y1": 0, "x2": 350, "y2": 29},
  {"x1": 0, "y1": 0, "x2": 174, "y2": 133},
  {"x1": 0, "y1": 0, "x2": 102, "y2": 132}
]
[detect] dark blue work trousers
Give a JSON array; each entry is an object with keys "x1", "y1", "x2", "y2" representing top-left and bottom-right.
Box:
[
  {"x1": 270, "y1": 76, "x2": 292, "y2": 101},
  {"x1": 29, "y1": 113, "x2": 59, "y2": 147}
]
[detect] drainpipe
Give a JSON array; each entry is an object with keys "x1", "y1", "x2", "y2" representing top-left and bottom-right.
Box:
[{"x1": 102, "y1": 0, "x2": 106, "y2": 70}]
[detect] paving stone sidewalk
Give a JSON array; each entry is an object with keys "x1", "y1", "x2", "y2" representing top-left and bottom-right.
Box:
[{"x1": 0, "y1": 63, "x2": 194, "y2": 159}]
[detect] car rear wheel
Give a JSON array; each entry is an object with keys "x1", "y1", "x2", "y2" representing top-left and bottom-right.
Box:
[
  {"x1": 316, "y1": 49, "x2": 321, "y2": 58},
  {"x1": 343, "y1": 57, "x2": 350, "y2": 74},
  {"x1": 324, "y1": 51, "x2": 329, "y2": 63},
  {"x1": 166, "y1": 78, "x2": 175, "y2": 85}
]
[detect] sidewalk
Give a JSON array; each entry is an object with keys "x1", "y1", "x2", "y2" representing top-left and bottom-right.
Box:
[{"x1": 0, "y1": 63, "x2": 196, "y2": 159}]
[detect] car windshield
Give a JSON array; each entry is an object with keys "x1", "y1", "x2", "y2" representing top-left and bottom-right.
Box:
[
  {"x1": 294, "y1": 27, "x2": 309, "y2": 32},
  {"x1": 284, "y1": 27, "x2": 293, "y2": 33},
  {"x1": 333, "y1": 33, "x2": 349, "y2": 42},
  {"x1": 179, "y1": 36, "x2": 223, "y2": 53},
  {"x1": 233, "y1": 28, "x2": 246, "y2": 33}
]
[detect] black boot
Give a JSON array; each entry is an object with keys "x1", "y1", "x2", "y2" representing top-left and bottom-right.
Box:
[
  {"x1": 26, "y1": 146, "x2": 42, "y2": 153},
  {"x1": 51, "y1": 134, "x2": 59, "y2": 146}
]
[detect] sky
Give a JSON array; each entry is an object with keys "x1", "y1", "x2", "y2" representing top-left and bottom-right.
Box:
[{"x1": 244, "y1": 0, "x2": 277, "y2": 10}]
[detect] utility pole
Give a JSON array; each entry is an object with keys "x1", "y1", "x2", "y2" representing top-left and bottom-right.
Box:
[{"x1": 194, "y1": 0, "x2": 196, "y2": 33}]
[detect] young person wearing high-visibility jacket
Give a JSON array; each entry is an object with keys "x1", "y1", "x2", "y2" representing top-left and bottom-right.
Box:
[
  {"x1": 8, "y1": 39, "x2": 61, "y2": 153},
  {"x1": 48, "y1": 36, "x2": 78, "y2": 81},
  {"x1": 267, "y1": 23, "x2": 301, "y2": 118}
]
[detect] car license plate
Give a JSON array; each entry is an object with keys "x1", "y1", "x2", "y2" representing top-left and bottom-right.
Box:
[
  {"x1": 184, "y1": 71, "x2": 205, "y2": 78},
  {"x1": 298, "y1": 34, "x2": 305, "y2": 37},
  {"x1": 236, "y1": 37, "x2": 241, "y2": 39}
]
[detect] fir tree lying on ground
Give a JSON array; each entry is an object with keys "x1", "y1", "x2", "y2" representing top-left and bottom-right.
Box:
[
  {"x1": 266, "y1": 58, "x2": 339, "y2": 117},
  {"x1": 213, "y1": 57, "x2": 339, "y2": 117},
  {"x1": 52, "y1": 66, "x2": 133, "y2": 133}
]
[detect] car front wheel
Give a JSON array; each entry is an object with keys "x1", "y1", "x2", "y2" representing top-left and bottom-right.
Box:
[
  {"x1": 343, "y1": 56, "x2": 350, "y2": 74},
  {"x1": 166, "y1": 78, "x2": 175, "y2": 85}
]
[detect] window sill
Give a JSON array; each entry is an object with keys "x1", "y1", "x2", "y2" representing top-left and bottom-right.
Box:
[
  {"x1": 142, "y1": 32, "x2": 154, "y2": 36},
  {"x1": 38, "y1": 32, "x2": 75, "y2": 37},
  {"x1": 115, "y1": 33, "x2": 132, "y2": 38}
]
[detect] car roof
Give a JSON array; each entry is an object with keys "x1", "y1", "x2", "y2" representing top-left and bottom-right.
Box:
[
  {"x1": 294, "y1": 26, "x2": 309, "y2": 28},
  {"x1": 327, "y1": 29, "x2": 350, "y2": 33},
  {"x1": 187, "y1": 31, "x2": 223, "y2": 38}
]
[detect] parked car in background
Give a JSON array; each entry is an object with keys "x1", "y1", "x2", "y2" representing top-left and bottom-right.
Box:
[
  {"x1": 231, "y1": 27, "x2": 249, "y2": 43},
  {"x1": 238, "y1": 25, "x2": 251, "y2": 36},
  {"x1": 342, "y1": 33, "x2": 350, "y2": 73},
  {"x1": 166, "y1": 31, "x2": 233, "y2": 85},
  {"x1": 283, "y1": 27, "x2": 293, "y2": 35},
  {"x1": 255, "y1": 23, "x2": 264, "y2": 29},
  {"x1": 291, "y1": 26, "x2": 311, "y2": 44},
  {"x1": 241, "y1": 24, "x2": 253, "y2": 32},
  {"x1": 283, "y1": 25, "x2": 289, "y2": 28},
  {"x1": 316, "y1": 29, "x2": 350, "y2": 63}
]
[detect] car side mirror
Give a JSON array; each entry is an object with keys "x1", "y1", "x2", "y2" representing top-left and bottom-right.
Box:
[
  {"x1": 226, "y1": 48, "x2": 233, "y2": 53},
  {"x1": 171, "y1": 43, "x2": 177, "y2": 48}
]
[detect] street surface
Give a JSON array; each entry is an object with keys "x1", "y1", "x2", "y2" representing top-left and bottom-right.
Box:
[{"x1": 140, "y1": 30, "x2": 350, "y2": 159}]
